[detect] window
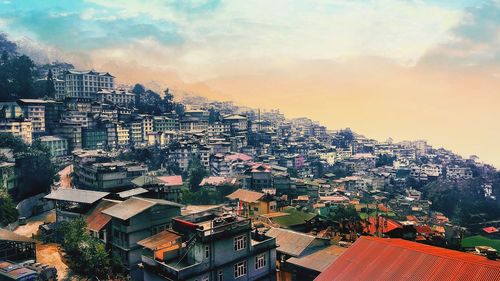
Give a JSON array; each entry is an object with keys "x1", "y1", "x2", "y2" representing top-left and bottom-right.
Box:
[
  {"x1": 234, "y1": 261, "x2": 247, "y2": 279},
  {"x1": 218, "y1": 270, "x2": 223, "y2": 281},
  {"x1": 205, "y1": 245, "x2": 210, "y2": 258},
  {"x1": 234, "y1": 235, "x2": 247, "y2": 251},
  {"x1": 256, "y1": 254, "x2": 266, "y2": 269}
]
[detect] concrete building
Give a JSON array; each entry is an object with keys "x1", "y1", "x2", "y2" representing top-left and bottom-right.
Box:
[
  {"x1": 64, "y1": 70, "x2": 115, "y2": 99},
  {"x1": 53, "y1": 121, "x2": 82, "y2": 151},
  {"x1": 74, "y1": 161, "x2": 147, "y2": 191},
  {"x1": 102, "y1": 197, "x2": 183, "y2": 280},
  {"x1": 140, "y1": 207, "x2": 277, "y2": 281},
  {"x1": 82, "y1": 127, "x2": 108, "y2": 150},
  {"x1": 0, "y1": 162, "x2": 16, "y2": 192},
  {"x1": 39, "y1": 135, "x2": 69, "y2": 157},
  {"x1": 0, "y1": 118, "x2": 33, "y2": 144},
  {"x1": 96, "y1": 89, "x2": 135, "y2": 106},
  {"x1": 17, "y1": 99, "x2": 46, "y2": 135},
  {"x1": 153, "y1": 116, "x2": 177, "y2": 132}
]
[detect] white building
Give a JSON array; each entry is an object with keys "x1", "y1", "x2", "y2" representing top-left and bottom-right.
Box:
[{"x1": 64, "y1": 70, "x2": 115, "y2": 99}]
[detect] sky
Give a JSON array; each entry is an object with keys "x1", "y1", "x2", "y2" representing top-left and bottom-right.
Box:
[{"x1": 1, "y1": 0, "x2": 500, "y2": 166}]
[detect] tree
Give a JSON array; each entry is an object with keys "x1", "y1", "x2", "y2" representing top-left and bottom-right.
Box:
[
  {"x1": 0, "y1": 191, "x2": 18, "y2": 226},
  {"x1": 187, "y1": 157, "x2": 208, "y2": 192},
  {"x1": 61, "y1": 218, "x2": 126, "y2": 279},
  {"x1": 376, "y1": 154, "x2": 395, "y2": 167},
  {"x1": 326, "y1": 204, "x2": 362, "y2": 235},
  {"x1": 45, "y1": 69, "x2": 55, "y2": 98},
  {"x1": 15, "y1": 140, "x2": 58, "y2": 200}
]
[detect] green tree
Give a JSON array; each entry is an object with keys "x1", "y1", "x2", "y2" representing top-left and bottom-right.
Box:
[
  {"x1": 187, "y1": 157, "x2": 208, "y2": 192},
  {"x1": 0, "y1": 191, "x2": 18, "y2": 226},
  {"x1": 61, "y1": 218, "x2": 126, "y2": 279},
  {"x1": 45, "y1": 69, "x2": 55, "y2": 98}
]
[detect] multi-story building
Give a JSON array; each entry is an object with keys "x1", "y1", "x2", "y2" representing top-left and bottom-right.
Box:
[
  {"x1": 140, "y1": 207, "x2": 277, "y2": 281},
  {"x1": 17, "y1": 99, "x2": 46, "y2": 136},
  {"x1": 130, "y1": 119, "x2": 144, "y2": 145},
  {"x1": 142, "y1": 115, "x2": 154, "y2": 140},
  {"x1": 102, "y1": 197, "x2": 183, "y2": 280},
  {"x1": 117, "y1": 122, "x2": 130, "y2": 147},
  {"x1": 223, "y1": 114, "x2": 248, "y2": 133},
  {"x1": 0, "y1": 102, "x2": 23, "y2": 119},
  {"x1": 39, "y1": 135, "x2": 69, "y2": 157},
  {"x1": 74, "y1": 161, "x2": 147, "y2": 191},
  {"x1": 0, "y1": 118, "x2": 33, "y2": 144},
  {"x1": 153, "y1": 116, "x2": 177, "y2": 132},
  {"x1": 61, "y1": 110, "x2": 90, "y2": 128},
  {"x1": 53, "y1": 121, "x2": 82, "y2": 151},
  {"x1": 446, "y1": 166, "x2": 473, "y2": 180},
  {"x1": 168, "y1": 143, "x2": 210, "y2": 171},
  {"x1": 0, "y1": 162, "x2": 16, "y2": 191},
  {"x1": 64, "y1": 70, "x2": 115, "y2": 99},
  {"x1": 82, "y1": 127, "x2": 108, "y2": 150},
  {"x1": 96, "y1": 89, "x2": 135, "y2": 106}
]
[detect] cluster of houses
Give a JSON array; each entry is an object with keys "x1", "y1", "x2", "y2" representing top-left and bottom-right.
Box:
[{"x1": 0, "y1": 67, "x2": 499, "y2": 280}]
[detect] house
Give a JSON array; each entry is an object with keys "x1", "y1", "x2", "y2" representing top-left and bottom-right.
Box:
[
  {"x1": 199, "y1": 176, "x2": 239, "y2": 190},
  {"x1": 102, "y1": 197, "x2": 183, "y2": 279},
  {"x1": 227, "y1": 189, "x2": 277, "y2": 217},
  {"x1": 85, "y1": 199, "x2": 119, "y2": 244},
  {"x1": 131, "y1": 175, "x2": 183, "y2": 202},
  {"x1": 44, "y1": 188, "x2": 110, "y2": 222},
  {"x1": 315, "y1": 236, "x2": 500, "y2": 281},
  {"x1": 140, "y1": 207, "x2": 277, "y2": 281},
  {"x1": 285, "y1": 244, "x2": 346, "y2": 281},
  {"x1": 0, "y1": 228, "x2": 36, "y2": 262},
  {"x1": 74, "y1": 161, "x2": 147, "y2": 191}
]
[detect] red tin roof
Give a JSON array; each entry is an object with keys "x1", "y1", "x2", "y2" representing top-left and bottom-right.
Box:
[{"x1": 315, "y1": 236, "x2": 500, "y2": 281}]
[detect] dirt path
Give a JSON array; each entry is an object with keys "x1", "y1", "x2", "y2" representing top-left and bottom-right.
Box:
[
  {"x1": 58, "y1": 164, "x2": 73, "y2": 189},
  {"x1": 14, "y1": 210, "x2": 55, "y2": 238},
  {"x1": 37, "y1": 243, "x2": 70, "y2": 280}
]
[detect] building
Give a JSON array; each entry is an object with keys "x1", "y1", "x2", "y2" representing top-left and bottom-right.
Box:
[
  {"x1": 96, "y1": 89, "x2": 135, "y2": 106},
  {"x1": 140, "y1": 207, "x2": 277, "y2": 281},
  {"x1": 74, "y1": 161, "x2": 147, "y2": 191},
  {"x1": 44, "y1": 188, "x2": 110, "y2": 222},
  {"x1": 227, "y1": 189, "x2": 277, "y2": 217},
  {"x1": 0, "y1": 102, "x2": 23, "y2": 119},
  {"x1": 64, "y1": 70, "x2": 115, "y2": 99},
  {"x1": 131, "y1": 175, "x2": 183, "y2": 203},
  {"x1": 153, "y1": 116, "x2": 177, "y2": 132},
  {"x1": 39, "y1": 135, "x2": 68, "y2": 157},
  {"x1": 0, "y1": 162, "x2": 16, "y2": 191},
  {"x1": 0, "y1": 118, "x2": 33, "y2": 144},
  {"x1": 315, "y1": 236, "x2": 500, "y2": 281},
  {"x1": 53, "y1": 121, "x2": 82, "y2": 151},
  {"x1": 102, "y1": 197, "x2": 183, "y2": 279},
  {"x1": 82, "y1": 127, "x2": 107, "y2": 150},
  {"x1": 17, "y1": 99, "x2": 46, "y2": 136},
  {"x1": 0, "y1": 228, "x2": 36, "y2": 262},
  {"x1": 264, "y1": 228, "x2": 339, "y2": 281}
]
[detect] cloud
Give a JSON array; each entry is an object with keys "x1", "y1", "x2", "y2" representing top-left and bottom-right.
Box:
[{"x1": 419, "y1": 1, "x2": 500, "y2": 70}]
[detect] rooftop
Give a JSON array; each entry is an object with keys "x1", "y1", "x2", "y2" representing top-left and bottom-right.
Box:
[
  {"x1": 0, "y1": 228, "x2": 33, "y2": 243},
  {"x1": 315, "y1": 236, "x2": 500, "y2": 281},
  {"x1": 287, "y1": 244, "x2": 346, "y2": 272},
  {"x1": 226, "y1": 188, "x2": 264, "y2": 203},
  {"x1": 44, "y1": 189, "x2": 109, "y2": 204},
  {"x1": 265, "y1": 227, "x2": 316, "y2": 257},
  {"x1": 102, "y1": 197, "x2": 182, "y2": 220}
]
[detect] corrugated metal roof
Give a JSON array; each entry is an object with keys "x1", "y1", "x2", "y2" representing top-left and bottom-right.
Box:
[
  {"x1": 102, "y1": 197, "x2": 182, "y2": 220},
  {"x1": 315, "y1": 236, "x2": 500, "y2": 281},
  {"x1": 0, "y1": 228, "x2": 33, "y2": 243},
  {"x1": 85, "y1": 200, "x2": 118, "y2": 232},
  {"x1": 137, "y1": 230, "x2": 181, "y2": 250},
  {"x1": 116, "y1": 187, "x2": 148, "y2": 198},
  {"x1": 44, "y1": 189, "x2": 109, "y2": 204},
  {"x1": 287, "y1": 244, "x2": 346, "y2": 273},
  {"x1": 266, "y1": 227, "x2": 316, "y2": 257},
  {"x1": 226, "y1": 188, "x2": 264, "y2": 203},
  {"x1": 102, "y1": 197, "x2": 156, "y2": 220}
]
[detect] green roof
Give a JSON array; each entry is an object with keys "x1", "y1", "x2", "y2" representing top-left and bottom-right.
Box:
[
  {"x1": 272, "y1": 207, "x2": 317, "y2": 227},
  {"x1": 462, "y1": 235, "x2": 500, "y2": 252}
]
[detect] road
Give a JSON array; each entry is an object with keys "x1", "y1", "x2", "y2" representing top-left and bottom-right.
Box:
[{"x1": 57, "y1": 164, "x2": 73, "y2": 189}]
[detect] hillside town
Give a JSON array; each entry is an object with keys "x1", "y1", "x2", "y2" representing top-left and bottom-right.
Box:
[{"x1": 1, "y1": 42, "x2": 500, "y2": 280}]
